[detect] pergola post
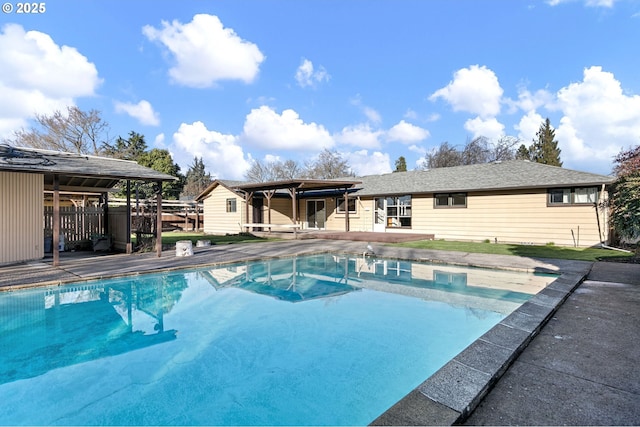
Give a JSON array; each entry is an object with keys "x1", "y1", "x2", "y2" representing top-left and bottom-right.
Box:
[
  {"x1": 195, "y1": 203, "x2": 200, "y2": 231},
  {"x1": 126, "y1": 180, "x2": 132, "y2": 254},
  {"x1": 344, "y1": 189, "x2": 350, "y2": 232},
  {"x1": 52, "y1": 174, "x2": 60, "y2": 267},
  {"x1": 243, "y1": 191, "x2": 253, "y2": 232},
  {"x1": 263, "y1": 190, "x2": 275, "y2": 232},
  {"x1": 155, "y1": 182, "x2": 162, "y2": 257}
]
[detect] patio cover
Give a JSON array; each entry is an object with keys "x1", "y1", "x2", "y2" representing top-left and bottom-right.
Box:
[
  {"x1": 0, "y1": 145, "x2": 178, "y2": 264},
  {"x1": 232, "y1": 178, "x2": 361, "y2": 232}
]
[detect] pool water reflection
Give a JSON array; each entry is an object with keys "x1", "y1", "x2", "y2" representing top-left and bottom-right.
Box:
[{"x1": 0, "y1": 254, "x2": 555, "y2": 426}]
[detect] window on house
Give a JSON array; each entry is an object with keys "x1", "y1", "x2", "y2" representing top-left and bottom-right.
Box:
[
  {"x1": 336, "y1": 197, "x2": 357, "y2": 213},
  {"x1": 226, "y1": 198, "x2": 237, "y2": 213},
  {"x1": 386, "y1": 195, "x2": 411, "y2": 227},
  {"x1": 574, "y1": 187, "x2": 598, "y2": 204},
  {"x1": 434, "y1": 193, "x2": 467, "y2": 208},
  {"x1": 549, "y1": 188, "x2": 571, "y2": 204},
  {"x1": 549, "y1": 187, "x2": 598, "y2": 205}
]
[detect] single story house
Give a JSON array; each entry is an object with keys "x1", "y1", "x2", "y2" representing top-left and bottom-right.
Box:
[
  {"x1": 0, "y1": 145, "x2": 177, "y2": 266},
  {"x1": 196, "y1": 160, "x2": 615, "y2": 247}
]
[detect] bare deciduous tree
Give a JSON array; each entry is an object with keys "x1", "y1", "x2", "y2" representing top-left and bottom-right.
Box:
[
  {"x1": 245, "y1": 159, "x2": 275, "y2": 182},
  {"x1": 245, "y1": 158, "x2": 303, "y2": 182},
  {"x1": 418, "y1": 142, "x2": 462, "y2": 169},
  {"x1": 272, "y1": 159, "x2": 302, "y2": 180},
  {"x1": 419, "y1": 136, "x2": 522, "y2": 169},
  {"x1": 490, "y1": 136, "x2": 520, "y2": 162},
  {"x1": 302, "y1": 149, "x2": 352, "y2": 179},
  {"x1": 6, "y1": 106, "x2": 110, "y2": 155},
  {"x1": 462, "y1": 136, "x2": 491, "y2": 165}
]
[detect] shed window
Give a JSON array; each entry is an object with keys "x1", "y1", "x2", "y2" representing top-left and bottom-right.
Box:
[
  {"x1": 226, "y1": 198, "x2": 237, "y2": 213},
  {"x1": 435, "y1": 193, "x2": 467, "y2": 208}
]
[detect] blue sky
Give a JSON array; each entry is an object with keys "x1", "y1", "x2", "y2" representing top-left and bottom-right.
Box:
[{"x1": 1, "y1": 0, "x2": 639, "y2": 179}]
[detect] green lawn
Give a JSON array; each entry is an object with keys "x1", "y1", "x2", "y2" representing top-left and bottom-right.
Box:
[
  {"x1": 137, "y1": 231, "x2": 634, "y2": 262},
  {"x1": 392, "y1": 239, "x2": 635, "y2": 262}
]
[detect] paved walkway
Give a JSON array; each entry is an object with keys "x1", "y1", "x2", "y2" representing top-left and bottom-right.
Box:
[
  {"x1": 462, "y1": 261, "x2": 640, "y2": 426},
  {"x1": 1, "y1": 240, "x2": 636, "y2": 425}
]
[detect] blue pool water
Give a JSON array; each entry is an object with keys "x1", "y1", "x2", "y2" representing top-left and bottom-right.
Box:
[{"x1": 0, "y1": 254, "x2": 554, "y2": 425}]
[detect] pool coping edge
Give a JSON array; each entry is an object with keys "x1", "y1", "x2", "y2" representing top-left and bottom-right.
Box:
[{"x1": 369, "y1": 266, "x2": 591, "y2": 426}]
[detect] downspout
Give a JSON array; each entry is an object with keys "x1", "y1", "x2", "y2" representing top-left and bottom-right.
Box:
[
  {"x1": 596, "y1": 183, "x2": 632, "y2": 253},
  {"x1": 594, "y1": 201, "x2": 603, "y2": 246}
]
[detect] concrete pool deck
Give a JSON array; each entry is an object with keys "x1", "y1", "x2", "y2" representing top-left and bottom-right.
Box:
[{"x1": 0, "y1": 239, "x2": 637, "y2": 425}]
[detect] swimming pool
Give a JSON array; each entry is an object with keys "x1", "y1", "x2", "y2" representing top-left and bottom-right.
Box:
[{"x1": 0, "y1": 254, "x2": 555, "y2": 425}]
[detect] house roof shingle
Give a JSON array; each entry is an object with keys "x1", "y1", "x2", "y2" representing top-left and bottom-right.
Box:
[
  {"x1": 197, "y1": 160, "x2": 614, "y2": 201},
  {"x1": 349, "y1": 160, "x2": 614, "y2": 196}
]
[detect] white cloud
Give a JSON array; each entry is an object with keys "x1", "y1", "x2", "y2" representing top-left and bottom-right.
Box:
[
  {"x1": 547, "y1": 0, "x2": 616, "y2": 7},
  {"x1": 172, "y1": 121, "x2": 250, "y2": 180},
  {"x1": 404, "y1": 109, "x2": 418, "y2": 120},
  {"x1": 114, "y1": 100, "x2": 160, "y2": 126},
  {"x1": 143, "y1": 14, "x2": 265, "y2": 88},
  {"x1": 429, "y1": 65, "x2": 503, "y2": 118},
  {"x1": 153, "y1": 133, "x2": 166, "y2": 148},
  {"x1": 240, "y1": 106, "x2": 334, "y2": 151},
  {"x1": 409, "y1": 144, "x2": 427, "y2": 156},
  {"x1": 386, "y1": 120, "x2": 430, "y2": 143},
  {"x1": 295, "y1": 58, "x2": 330, "y2": 88},
  {"x1": 350, "y1": 95, "x2": 382, "y2": 124},
  {"x1": 511, "y1": 66, "x2": 640, "y2": 174},
  {"x1": 553, "y1": 66, "x2": 640, "y2": 172},
  {"x1": 515, "y1": 110, "x2": 545, "y2": 142},
  {"x1": 345, "y1": 150, "x2": 392, "y2": 176},
  {"x1": 364, "y1": 107, "x2": 382, "y2": 124},
  {"x1": 334, "y1": 123, "x2": 383, "y2": 149},
  {"x1": 464, "y1": 116, "x2": 505, "y2": 140},
  {"x1": 264, "y1": 154, "x2": 281, "y2": 163},
  {"x1": 507, "y1": 86, "x2": 555, "y2": 114},
  {"x1": 0, "y1": 24, "x2": 101, "y2": 136}
]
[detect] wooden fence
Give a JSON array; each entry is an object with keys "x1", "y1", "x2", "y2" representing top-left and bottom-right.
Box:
[
  {"x1": 44, "y1": 206, "x2": 104, "y2": 249},
  {"x1": 44, "y1": 201, "x2": 204, "y2": 251}
]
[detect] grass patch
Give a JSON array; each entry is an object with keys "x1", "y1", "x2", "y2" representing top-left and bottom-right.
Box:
[{"x1": 392, "y1": 239, "x2": 635, "y2": 262}]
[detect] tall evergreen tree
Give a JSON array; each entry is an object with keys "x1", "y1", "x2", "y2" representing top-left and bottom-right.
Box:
[
  {"x1": 394, "y1": 156, "x2": 407, "y2": 172},
  {"x1": 137, "y1": 148, "x2": 184, "y2": 199},
  {"x1": 515, "y1": 143, "x2": 531, "y2": 160},
  {"x1": 530, "y1": 118, "x2": 562, "y2": 166},
  {"x1": 102, "y1": 131, "x2": 147, "y2": 160},
  {"x1": 182, "y1": 157, "x2": 212, "y2": 199}
]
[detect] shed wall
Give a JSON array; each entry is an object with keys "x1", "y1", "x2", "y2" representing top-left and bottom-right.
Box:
[
  {"x1": 202, "y1": 186, "x2": 245, "y2": 234},
  {"x1": 0, "y1": 171, "x2": 44, "y2": 265}
]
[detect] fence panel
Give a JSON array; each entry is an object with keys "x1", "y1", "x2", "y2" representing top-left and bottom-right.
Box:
[{"x1": 44, "y1": 206, "x2": 105, "y2": 248}]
